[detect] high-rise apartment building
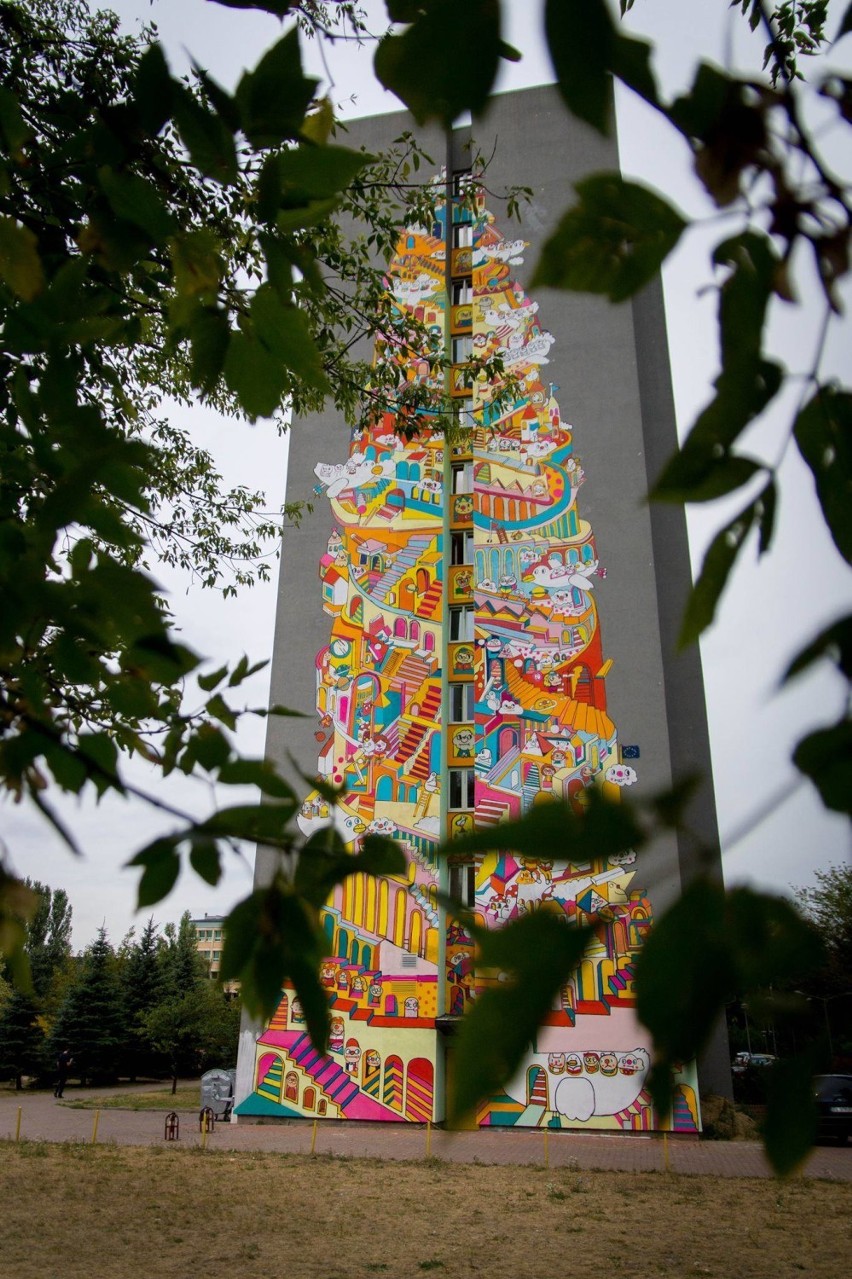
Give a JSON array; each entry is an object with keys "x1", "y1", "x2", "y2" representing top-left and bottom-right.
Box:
[{"x1": 233, "y1": 86, "x2": 728, "y2": 1131}]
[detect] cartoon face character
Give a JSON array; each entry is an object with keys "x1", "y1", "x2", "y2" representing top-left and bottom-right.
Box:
[
  {"x1": 548, "y1": 1053, "x2": 566, "y2": 1074},
  {"x1": 454, "y1": 494, "x2": 474, "y2": 517},
  {"x1": 583, "y1": 1051, "x2": 600, "y2": 1074},
  {"x1": 565, "y1": 1053, "x2": 583, "y2": 1076},
  {"x1": 619, "y1": 1053, "x2": 640, "y2": 1076},
  {"x1": 454, "y1": 646, "x2": 474, "y2": 671},
  {"x1": 452, "y1": 727, "x2": 475, "y2": 758},
  {"x1": 320, "y1": 962, "x2": 336, "y2": 987},
  {"x1": 329, "y1": 1017, "x2": 345, "y2": 1051},
  {"x1": 403, "y1": 997, "x2": 419, "y2": 1018},
  {"x1": 368, "y1": 981, "x2": 382, "y2": 1004},
  {"x1": 364, "y1": 1050, "x2": 381, "y2": 1073},
  {"x1": 290, "y1": 999, "x2": 304, "y2": 1023},
  {"x1": 344, "y1": 1039, "x2": 362, "y2": 1074},
  {"x1": 351, "y1": 975, "x2": 365, "y2": 994},
  {"x1": 454, "y1": 569, "x2": 472, "y2": 596},
  {"x1": 600, "y1": 1052, "x2": 618, "y2": 1077}
]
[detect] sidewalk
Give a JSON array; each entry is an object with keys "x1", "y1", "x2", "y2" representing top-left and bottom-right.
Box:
[{"x1": 1, "y1": 1084, "x2": 849, "y2": 1180}]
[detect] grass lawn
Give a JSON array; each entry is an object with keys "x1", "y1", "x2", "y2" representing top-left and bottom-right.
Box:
[
  {"x1": 0, "y1": 1143, "x2": 849, "y2": 1278},
  {"x1": 61, "y1": 1087, "x2": 202, "y2": 1111}
]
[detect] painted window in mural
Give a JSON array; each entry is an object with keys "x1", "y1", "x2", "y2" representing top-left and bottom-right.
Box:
[{"x1": 235, "y1": 180, "x2": 700, "y2": 1136}]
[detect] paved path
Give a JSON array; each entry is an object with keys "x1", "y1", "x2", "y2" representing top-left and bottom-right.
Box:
[{"x1": 1, "y1": 1084, "x2": 850, "y2": 1180}]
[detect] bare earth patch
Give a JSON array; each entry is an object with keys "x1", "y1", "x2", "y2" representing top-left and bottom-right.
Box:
[{"x1": 1, "y1": 1144, "x2": 847, "y2": 1279}]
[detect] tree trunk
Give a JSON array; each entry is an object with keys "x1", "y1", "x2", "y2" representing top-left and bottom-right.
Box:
[
  {"x1": 171, "y1": 1074, "x2": 177, "y2": 1095},
  {"x1": 15, "y1": 1072, "x2": 22, "y2": 1092}
]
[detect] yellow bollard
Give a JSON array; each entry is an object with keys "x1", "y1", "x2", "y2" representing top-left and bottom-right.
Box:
[
  {"x1": 15, "y1": 1107, "x2": 22, "y2": 1142},
  {"x1": 426, "y1": 1121, "x2": 432, "y2": 1158},
  {"x1": 91, "y1": 1110, "x2": 100, "y2": 1145},
  {"x1": 663, "y1": 1131, "x2": 670, "y2": 1172},
  {"x1": 544, "y1": 1126, "x2": 550, "y2": 1169},
  {"x1": 310, "y1": 1118, "x2": 318, "y2": 1155},
  {"x1": 201, "y1": 1112, "x2": 209, "y2": 1150}
]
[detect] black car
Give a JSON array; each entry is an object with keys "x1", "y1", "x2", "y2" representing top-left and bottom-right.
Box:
[{"x1": 814, "y1": 1074, "x2": 852, "y2": 1145}]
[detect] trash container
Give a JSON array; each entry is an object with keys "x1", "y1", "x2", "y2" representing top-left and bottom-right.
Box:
[{"x1": 200, "y1": 1068, "x2": 234, "y2": 1120}]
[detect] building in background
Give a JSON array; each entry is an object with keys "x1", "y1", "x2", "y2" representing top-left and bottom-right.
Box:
[
  {"x1": 191, "y1": 914, "x2": 225, "y2": 979},
  {"x1": 233, "y1": 87, "x2": 729, "y2": 1130}
]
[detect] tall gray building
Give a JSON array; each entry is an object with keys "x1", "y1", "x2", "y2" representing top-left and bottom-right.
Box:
[{"x1": 234, "y1": 86, "x2": 729, "y2": 1130}]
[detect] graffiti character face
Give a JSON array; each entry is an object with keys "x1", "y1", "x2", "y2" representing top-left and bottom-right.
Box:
[
  {"x1": 583, "y1": 1052, "x2": 600, "y2": 1074},
  {"x1": 368, "y1": 982, "x2": 382, "y2": 1002},
  {"x1": 600, "y1": 1052, "x2": 618, "y2": 1077},
  {"x1": 365, "y1": 1050, "x2": 381, "y2": 1072},
  {"x1": 565, "y1": 1053, "x2": 583, "y2": 1076},
  {"x1": 330, "y1": 1017, "x2": 345, "y2": 1049},
  {"x1": 548, "y1": 1053, "x2": 566, "y2": 1074},
  {"x1": 320, "y1": 963, "x2": 336, "y2": 987},
  {"x1": 404, "y1": 997, "x2": 419, "y2": 1018},
  {"x1": 619, "y1": 1053, "x2": 642, "y2": 1076},
  {"x1": 454, "y1": 646, "x2": 474, "y2": 671},
  {"x1": 453, "y1": 728, "x2": 475, "y2": 757},
  {"x1": 454, "y1": 494, "x2": 474, "y2": 517},
  {"x1": 344, "y1": 1039, "x2": 361, "y2": 1072},
  {"x1": 290, "y1": 999, "x2": 304, "y2": 1022}
]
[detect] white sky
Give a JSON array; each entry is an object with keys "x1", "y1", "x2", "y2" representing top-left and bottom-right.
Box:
[{"x1": 3, "y1": 0, "x2": 849, "y2": 948}]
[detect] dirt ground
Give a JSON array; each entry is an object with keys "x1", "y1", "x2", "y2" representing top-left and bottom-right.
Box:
[{"x1": 1, "y1": 1143, "x2": 848, "y2": 1279}]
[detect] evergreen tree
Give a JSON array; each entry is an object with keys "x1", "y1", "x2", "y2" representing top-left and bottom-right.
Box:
[
  {"x1": 142, "y1": 982, "x2": 239, "y2": 1094},
  {"x1": 50, "y1": 928, "x2": 126, "y2": 1087},
  {"x1": 157, "y1": 913, "x2": 206, "y2": 999},
  {"x1": 0, "y1": 990, "x2": 41, "y2": 1090},
  {"x1": 120, "y1": 917, "x2": 164, "y2": 1080},
  {"x1": 24, "y1": 880, "x2": 74, "y2": 1021}
]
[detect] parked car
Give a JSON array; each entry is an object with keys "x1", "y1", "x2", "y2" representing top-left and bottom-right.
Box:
[
  {"x1": 731, "y1": 1052, "x2": 777, "y2": 1075},
  {"x1": 814, "y1": 1074, "x2": 852, "y2": 1145}
]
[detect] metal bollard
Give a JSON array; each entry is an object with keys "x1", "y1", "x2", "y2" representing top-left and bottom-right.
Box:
[
  {"x1": 164, "y1": 1111, "x2": 180, "y2": 1141},
  {"x1": 199, "y1": 1105, "x2": 215, "y2": 1134}
]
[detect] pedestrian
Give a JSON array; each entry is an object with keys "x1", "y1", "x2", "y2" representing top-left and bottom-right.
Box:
[{"x1": 54, "y1": 1047, "x2": 72, "y2": 1099}]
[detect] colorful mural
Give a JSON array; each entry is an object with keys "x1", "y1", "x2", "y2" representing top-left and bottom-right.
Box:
[{"x1": 235, "y1": 183, "x2": 700, "y2": 1133}]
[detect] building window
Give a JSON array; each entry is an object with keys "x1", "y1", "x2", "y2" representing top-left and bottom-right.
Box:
[
  {"x1": 453, "y1": 223, "x2": 472, "y2": 248},
  {"x1": 448, "y1": 769, "x2": 475, "y2": 810},
  {"x1": 452, "y1": 462, "x2": 473, "y2": 494},
  {"x1": 449, "y1": 683, "x2": 474, "y2": 721},
  {"x1": 449, "y1": 860, "x2": 477, "y2": 906},
  {"x1": 452, "y1": 279, "x2": 472, "y2": 306},
  {"x1": 449, "y1": 606, "x2": 474, "y2": 642},
  {"x1": 450, "y1": 530, "x2": 474, "y2": 564}
]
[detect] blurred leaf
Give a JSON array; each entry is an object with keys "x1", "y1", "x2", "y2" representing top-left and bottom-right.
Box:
[
  {"x1": 679, "y1": 500, "x2": 757, "y2": 646},
  {"x1": 836, "y1": 3, "x2": 852, "y2": 39},
  {"x1": 191, "y1": 723, "x2": 231, "y2": 771},
  {"x1": 294, "y1": 827, "x2": 406, "y2": 908},
  {"x1": 220, "y1": 878, "x2": 328, "y2": 1043},
  {"x1": 763, "y1": 1051, "x2": 819, "y2": 1177},
  {"x1": 531, "y1": 176, "x2": 686, "y2": 302},
  {"x1": 132, "y1": 42, "x2": 173, "y2": 135},
  {"x1": 209, "y1": 0, "x2": 296, "y2": 13},
  {"x1": 235, "y1": 27, "x2": 318, "y2": 147},
  {"x1": 250, "y1": 285, "x2": 330, "y2": 392},
  {"x1": 449, "y1": 913, "x2": 592, "y2": 1124},
  {"x1": 636, "y1": 881, "x2": 824, "y2": 1115},
  {"x1": 374, "y1": 0, "x2": 503, "y2": 126},
  {"x1": 784, "y1": 615, "x2": 852, "y2": 683},
  {"x1": 223, "y1": 328, "x2": 288, "y2": 418},
  {"x1": 276, "y1": 144, "x2": 375, "y2": 198},
  {"x1": 189, "y1": 307, "x2": 230, "y2": 395},
  {"x1": 98, "y1": 168, "x2": 176, "y2": 243},
  {"x1": 198, "y1": 663, "x2": 229, "y2": 692},
  {"x1": 545, "y1": 0, "x2": 616, "y2": 134},
  {"x1": 228, "y1": 654, "x2": 268, "y2": 687},
  {"x1": 217, "y1": 757, "x2": 296, "y2": 799},
  {"x1": 756, "y1": 479, "x2": 777, "y2": 556},
  {"x1": 128, "y1": 838, "x2": 181, "y2": 908},
  {"x1": 793, "y1": 387, "x2": 852, "y2": 565},
  {"x1": 793, "y1": 720, "x2": 852, "y2": 814},
  {"x1": 0, "y1": 218, "x2": 45, "y2": 300},
  {"x1": 437, "y1": 791, "x2": 645, "y2": 862},
  {"x1": 173, "y1": 84, "x2": 238, "y2": 184},
  {"x1": 0, "y1": 870, "x2": 38, "y2": 993},
  {"x1": 669, "y1": 63, "x2": 768, "y2": 206},
  {"x1": 652, "y1": 445, "x2": 764, "y2": 504},
  {"x1": 198, "y1": 800, "x2": 298, "y2": 841},
  {"x1": 189, "y1": 838, "x2": 222, "y2": 887}
]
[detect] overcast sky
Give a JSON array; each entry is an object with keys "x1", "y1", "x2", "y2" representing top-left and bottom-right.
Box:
[{"x1": 4, "y1": 0, "x2": 849, "y2": 948}]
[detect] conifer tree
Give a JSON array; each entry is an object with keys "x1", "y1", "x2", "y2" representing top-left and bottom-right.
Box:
[
  {"x1": 119, "y1": 917, "x2": 163, "y2": 1080},
  {"x1": 0, "y1": 990, "x2": 42, "y2": 1090},
  {"x1": 49, "y1": 928, "x2": 126, "y2": 1087}
]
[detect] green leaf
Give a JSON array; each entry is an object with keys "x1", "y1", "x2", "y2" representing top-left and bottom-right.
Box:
[
  {"x1": 438, "y1": 791, "x2": 645, "y2": 862},
  {"x1": 679, "y1": 500, "x2": 757, "y2": 645},
  {"x1": 98, "y1": 168, "x2": 177, "y2": 243},
  {"x1": 198, "y1": 800, "x2": 298, "y2": 842},
  {"x1": 191, "y1": 723, "x2": 231, "y2": 771},
  {"x1": 449, "y1": 913, "x2": 592, "y2": 1124},
  {"x1": 205, "y1": 693, "x2": 237, "y2": 731},
  {"x1": 223, "y1": 328, "x2": 288, "y2": 419},
  {"x1": 0, "y1": 85, "x2": 31, "y2": 153},
  {"x1": 217, "y1": 758, "x2": 295, "y2": 799},
  {"x1": 173, "y1": 84, "x2": 238, "y2": 185},
  {"x1": 652, "y1": 448, "x2": 763, "y2": 505},
  {"x1": 635, "y1": 881, "x2": 823, "y2": 1116},
  {"x1": 132, "y1": 43, "x2": 173, "y2": 135},
  {"x1": 228, "y1": 654, "x2": 268, "y2": 687},
  {"x1": 198, "y1": 663, "x2": 229, "y2": 693},
  {"x1": 531, "y1": 176, "x2": 686, "y2": 302},
  {"x1": 374, "y1": 0, "x2": 503, "y2": 126},
  {"x1": 836, "y1": 2, "x2": 852, "y2": 39},
  {"x1": 0, "y1": 218, "x2": 45, "y2": 300},
  {"x1": 793, "y1": 720, "x2": 852, "y2": 814},
  {"x1": 210, "y1": 0, "x2": 296, "y2": 14},
  {"x1": 276, "y1": 144, "x2": 375, "y2": 199},
  {"x1": 714, "y1": 232, "x2": 779, "y2": 372},
  {"x1": 128, "y1": 839, "x2": 181, "y2": 908},
  {"x1": 250, "y1": 286, "x2": 330, "y2": 392},
  {"x1": 235, "y1": 27, "x2": 318, "y2": 147},
  {"x1": 294, "y1": 827, "x2": 406, "y2": 909},
  {"x1": 545, "y1": 0, "x2": 617, "y2": 134},
  {"x1": 793, "y1": 387, "x2": 852, "y2": 565},
  {"x1": 763, "y1": 1051, "x2": 820, "y2": 1177},
  {"x1": 171, "y1": 230, "x2": 223, "y2": 300},
  {"x1": 669, "y1": 64, "x2": 768, "y2": 207},
  {"x1": 756, "y1": 479, "x2": 776, "y2": 556},
  {"x1": 189, "y1": 838, "x2": 222, "y2": 887},
  {"x1": 189, "y1": 308, "x2": 230, "y2": 395},
  {"x1": 784, "y1": 615, "x2": 852, "y2": 683}
]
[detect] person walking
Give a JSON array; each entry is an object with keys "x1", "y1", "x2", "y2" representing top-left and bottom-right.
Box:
[{"x1": 54, "y1": 1048, "x2": 72, "y2": 1099}]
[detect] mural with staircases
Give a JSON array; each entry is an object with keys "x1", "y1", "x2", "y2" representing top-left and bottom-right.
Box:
[{"x1": 236, "y1": 188, "x2": 700, "y2": 1132}]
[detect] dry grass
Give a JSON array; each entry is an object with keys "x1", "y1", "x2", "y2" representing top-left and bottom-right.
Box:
[
  {"x1": 61, "y1": 1087, "x2": 201, "y2": 1111},
  {"x1": 0, "y1": 1143, "x2": 848, "y2": 1279}
]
